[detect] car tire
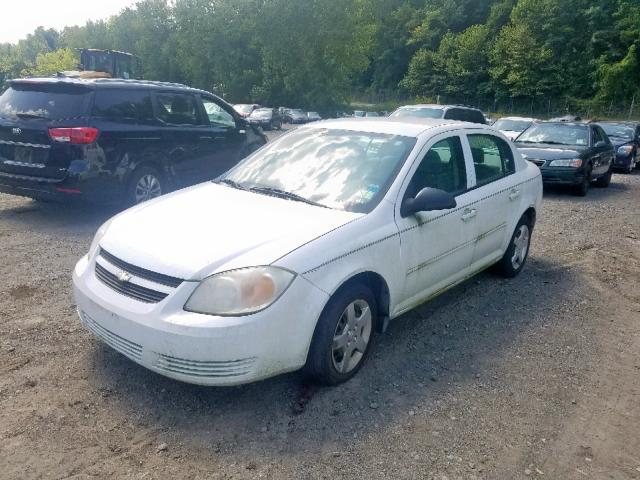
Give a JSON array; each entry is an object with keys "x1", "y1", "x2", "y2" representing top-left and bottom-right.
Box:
[
  {"x1": 127, "y1": 166, "x2": 165, "y2": 206},
  {"x1": 304, "y1": 283, "x2": 377, "y2": 385},
  {"x1": 495, "y1": 215, "x2": 533, "y2": 278},
  {"x1": 594, "y1": 165, "x2": 613, "y2": 187},
  {"x1": 624, "y1": 157, "x2": 635, "y2": 174},
  {"x1": 572, "y1": 166, "x2": 592, "y2": 196}
]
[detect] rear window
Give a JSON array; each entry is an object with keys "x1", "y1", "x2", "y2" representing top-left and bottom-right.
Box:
[
  {"x1": 92, "y1": 89, "x2": 154, "y2": 122},
  {"x1": 0, "y1": 84, "x2": 92, "y2": 120}
]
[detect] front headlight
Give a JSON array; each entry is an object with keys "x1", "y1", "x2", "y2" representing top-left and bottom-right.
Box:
[
  {"x1": 89, "y1": 218, "x2": 113, "y2": 258},
  {"x1": 618, "y1": 145, "x2": 634, "y2": 155},
  {"x1": 184, "y1": 266, "x2": 295, "y2": 316},
  {"x1": 549, "y1": 158, "x2": 583, "y2": 168}
]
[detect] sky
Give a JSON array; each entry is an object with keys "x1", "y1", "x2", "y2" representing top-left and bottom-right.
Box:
[{"x1": 0, "y1": 0, "x2": 139, "y2": 44}]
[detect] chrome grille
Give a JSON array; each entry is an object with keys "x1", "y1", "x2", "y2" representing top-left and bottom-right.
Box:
[
  {"x1": 81, "y1": 311, "x2": 143, "y2": 361},
  {"x1": 528, "y1": 159, "x2": 546, "y2": 167},
  {"x1": 95, "y1": 262, "x2": 168, "y2": 303},
  {"x1": 154, "y1": 354, "x2": 256, "y2": 379},
  {"x1": 99, "y1": 249, "x2": 183, "y2": 288}
]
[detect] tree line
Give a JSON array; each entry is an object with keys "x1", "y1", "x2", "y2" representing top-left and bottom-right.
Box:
[{"x1": 1, "y1": 0, "x2": 638, "y2": 114}]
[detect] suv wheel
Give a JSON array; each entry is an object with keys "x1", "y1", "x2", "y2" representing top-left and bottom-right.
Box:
[
  {"x1": 305, "y1": 283, "x2": 377, "y2": 385},
  {"x1": 128, "y1": 167, "x2": 164, "y2": 205}
]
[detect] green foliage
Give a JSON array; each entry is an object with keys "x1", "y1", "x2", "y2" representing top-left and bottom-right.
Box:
[{"x1": 0, "y1": 0, "x2": 638, "y2": 107}]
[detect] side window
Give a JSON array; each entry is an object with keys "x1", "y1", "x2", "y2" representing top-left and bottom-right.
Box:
[
  {"x1": 468, "y1": 110, "x2": 486, "y2": 124},
  {"x1": 443, "y1": 108, "x2": 462, "y2": 121},
  {"x1": 92, "y1": 89, "x2": 154, "y2": 122},
  {"x1": 597, "y1": 127, "x2": 611, "y2": 145},
  {"x1": 202, "y1": 98, "x2": 236, "y2": 128},
  {"x1": 591, "y1": 128, "x2": 601, "y2": 145},
  {"x1": 155, "y1": 92, "x2": 201, "y2": 125},
  {"x1": 468, "y1": 134, "x2": 515, "y2": 186},
  {"x1": 405, "y1": 136, "x2": 468, "y2": 198}
]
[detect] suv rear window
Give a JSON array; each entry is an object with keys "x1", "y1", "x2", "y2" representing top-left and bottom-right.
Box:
[
  {"x1": 0, "y1": 83, "x2": 92, "y2": 120},
  {"x1": 92, "y1": 89, "x2": 154, "y2": 122}
]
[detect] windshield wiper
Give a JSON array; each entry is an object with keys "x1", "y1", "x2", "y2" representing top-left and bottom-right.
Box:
[
  {"x1": 15, "y1": 112, "x2": 47, "y2": 120},
  {"x1": 216, "y1": 178, "x2": 248, "y2": 191},
  {"x1": 249, "y1": 186, "x2": 328, "y2": 208}
]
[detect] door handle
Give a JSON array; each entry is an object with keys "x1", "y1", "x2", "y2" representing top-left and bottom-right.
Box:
[
  {"x1": 508, "y1": 189, "x2": 521, "y2": 201},
  {"x1": 461, "y1": 208, "x2": 477, "y2": 222}
]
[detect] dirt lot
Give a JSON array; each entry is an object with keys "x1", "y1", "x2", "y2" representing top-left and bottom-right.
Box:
[{"x1": 1, "y1": 157, "x2": 639, "y2": 479}]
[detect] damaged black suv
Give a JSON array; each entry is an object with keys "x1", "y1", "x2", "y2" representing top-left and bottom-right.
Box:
[{"x1": 0, "y1": 78, "x2": 266, "y2": 205}]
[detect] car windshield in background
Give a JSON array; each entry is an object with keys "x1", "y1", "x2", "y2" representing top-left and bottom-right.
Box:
[
  {"x1": 493, "y1": 119, "x2": 533, "y2": 132},
  {"x1": 251, "y1": 109, "x2": 272, "y2": 118},
  {"x1": 222, "y1": 128, "x2": 416, "y2": 213},
  {"x1": 0, "y1": 84, "x2": 92, "y2": 120},
  {"x1": 601, "y1": 124, "x2": 634, "y2": 140},
  {"x1": 517, "y1": 123, "x2": 589, "y2": 146},
  {"x1": 234, "y1": 104, "x2": 254, "y2": 114},
  {"x1": 391, "y1": 107, "x2": 444, "y2": 119}
]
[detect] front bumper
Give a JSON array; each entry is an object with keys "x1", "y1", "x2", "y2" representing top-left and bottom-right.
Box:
[
  {"x1": 613, "y1": 152, "x2": 634, "y2": 170},
  {"x1": 73, "y1": 254, "x2": 329, "y2": 386},
  {"x1": 539, "y1": 167, "x2": 585, "y2": 186}
]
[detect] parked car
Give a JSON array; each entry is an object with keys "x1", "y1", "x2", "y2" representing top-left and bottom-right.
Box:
[
  {"x1": 73, "y1": 117, "x2": 542, "y2": 386},
  {"x1": 247, "y1": 108, "x2": 282, "y2": 130},
  {"x1": 492, "y1": 117, "x2": 537, "y2": 141},
  {"x1": 0, "y1": 78, "x2": 266, "y2": 205},
  {"x1": 288, "y1": 109, "x2": 307, "y2": 124},
  {"x1": 516, "y1": 122, "x2": 614, "y2": 196},
  {"x1": 599, "y1": 121, "x2": 640, "y2": 173},
  {"x1": 365, "y1": 111, "x2": 380, "y2": 117},
  {"x1": 548, "y1": 115, "x2": 582, "y2": 122},
  {"x1": 390, "y1": 104, "x2": 487, "y2": 124},
  {"x1": 306, "y1": 111, "x2": 322, "y2": 122},
  {"x1": 353, "y1": 110, "x2": 366, "y2": 117},
  {"x1": 233, "y1": 103, "x2": 260, "y2": 118}
]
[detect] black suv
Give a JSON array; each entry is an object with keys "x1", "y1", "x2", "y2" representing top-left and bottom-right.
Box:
[
  {"x1": 390, "y1": 104, "x2": 487, "y2": 124},
  {"x1": 0, "y1": 78, "x2": 266, "y2": 205}
]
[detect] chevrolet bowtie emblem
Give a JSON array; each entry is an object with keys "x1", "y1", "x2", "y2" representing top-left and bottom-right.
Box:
[{"x1": 117, "y1": 270, "x2": 132, "y2": 283}]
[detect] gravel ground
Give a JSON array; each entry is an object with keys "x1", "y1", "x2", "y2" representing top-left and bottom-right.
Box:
[{"x1": 1, "y1": 141, "x2": 639, "y2": 479}]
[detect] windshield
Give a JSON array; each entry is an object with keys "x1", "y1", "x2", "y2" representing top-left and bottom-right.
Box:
[
  {"x1": 601, "y1": 123, "x2": 634, "y2": 140},
  {"x1": 221, "y1": 128, "x2": 416, "y2": 213},
  {"x1": 493, "y1": 119, "x2": 533, "y2": 132},
  {"x1": 517, "y1": 123, "x2": 589, "y2": 146},
  {"x1": 250, "y1": 108, "x2": 272, "y2": 118},
  {"x1": 0, "y1": 84, "x2": 92, "y2": 120},
  {"x1": 391, "y1": 107, "x2": 444, "y2": 119},
  {"x1": 234, "y1": 104, "x2": 254, "y2": 114}
]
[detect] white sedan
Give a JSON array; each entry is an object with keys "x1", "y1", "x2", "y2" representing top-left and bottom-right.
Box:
[{"x1": 73, "y1": 118, "x2": 542, "y2": 386}]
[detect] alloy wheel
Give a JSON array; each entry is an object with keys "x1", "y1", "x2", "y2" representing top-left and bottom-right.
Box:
[
  {"x1": 134, "y1": 174, "x2": 162, "y2": 204},
  {"x1": 511, "y1": 224, "x2": 530, "y2": 270},
  {"x1": 331, "y1": 299, "x2": 373, "y2": 374}
]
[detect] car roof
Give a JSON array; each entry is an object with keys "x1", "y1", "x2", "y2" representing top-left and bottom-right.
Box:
[
  {"x1": 298, "y1": 117, "x2": 488, "y2": 137},
  {"x1": 497, "y1": 116, "x2": 537, "y2": 122},
  {"x1": 9, "y1": 76, "x2": 208, "y2": 95},
  {"x1": 396, "y1": 104, "x2": 481, "y2": 112},
  {"x1": 539, "y1": 121, "x2": 589, "y2": 127}
]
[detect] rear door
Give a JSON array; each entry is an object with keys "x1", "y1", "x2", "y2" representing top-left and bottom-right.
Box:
[
  {"x1": 152, "y1": 90, "x2": 205, "y2": 188},
  {"x1": 0, "y1": 82, "x2": 93, "y2": 180},
  {"x1": 198, "y1": 96, "x2": 247, "y2": 179}
]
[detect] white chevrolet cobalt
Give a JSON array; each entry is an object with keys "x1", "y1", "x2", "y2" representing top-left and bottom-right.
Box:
[{"x1": 73, "y1": 118, "x2": 542, "y2": 386}]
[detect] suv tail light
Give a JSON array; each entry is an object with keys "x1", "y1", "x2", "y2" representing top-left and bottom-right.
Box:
[{"x1": 49, "y1": 127, "x2": 99, "y2": 144}]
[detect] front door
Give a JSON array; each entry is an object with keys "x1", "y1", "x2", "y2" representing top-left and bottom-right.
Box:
[{"x1": 395, "y1": 133, "x2": 477, "y2": 313}]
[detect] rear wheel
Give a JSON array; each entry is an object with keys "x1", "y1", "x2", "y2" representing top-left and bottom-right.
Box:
[
  {"x1": 305, "y1": 284, "x2": 377, "y2": 385},
  {"x1": 495, "y1": 216, "x2": 533, "y2": 278},
  {"x1": 127, "y1": 167, "x2": 164, "y2": 205}
]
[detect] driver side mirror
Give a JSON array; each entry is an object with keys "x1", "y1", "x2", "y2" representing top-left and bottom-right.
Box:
[
  {"x1": 401, "y1": 187, "x2": 457, "y2": 218},
  {"x1": 594, "y1": 140, "x2": 607, "y2": 148}
]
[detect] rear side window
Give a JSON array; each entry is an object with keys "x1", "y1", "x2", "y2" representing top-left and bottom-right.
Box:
[
  {"x1": 155, "y1": 92, "x2": 201, "y2": 125},
  {"x1": 0, "y1": 84, "x2": 92, "y2": 120},
  {"x1": 443, "y1": 108, "x2": 463, "y2": 121},
  {"x1": 466, "y1": 110, "x2": 486, "y2": 124},
  {"x1": 468, "y1": 134, "x2": 515, "y2": 186},
  {"x1": 92, "y1": 89, "x2": 154, "y2": 122}
]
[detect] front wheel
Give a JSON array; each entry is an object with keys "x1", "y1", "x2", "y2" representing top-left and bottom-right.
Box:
[
  {"x1": 127, "y1": 167, "x2": 165, "y2": 206},
  {"x1": 305, "y1": 284, "x2": 377, "y2": 385},
  {"x1": 594, "y1": 165, "x2": 613, "y2": 187},
  {"x1": 495, "y1": 217, "x2": 533, "y2": 278},
  {"x1": 572, "y1": 167, "x2": 591, "y2": 196}
]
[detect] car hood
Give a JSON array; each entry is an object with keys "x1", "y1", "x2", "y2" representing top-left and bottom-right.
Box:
[
  {"x1": 499, "y1": 130, "x2": 521, "y2": 141},
  {"x1": 99, "y1": 183, "x2": 361, "y2": 281},
  {"x1": 516, "y1": 144, "x2": 586, "y2": 160},
  {"x1": 608, "y1": 136, "x2": 632, "y2": 148}
]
